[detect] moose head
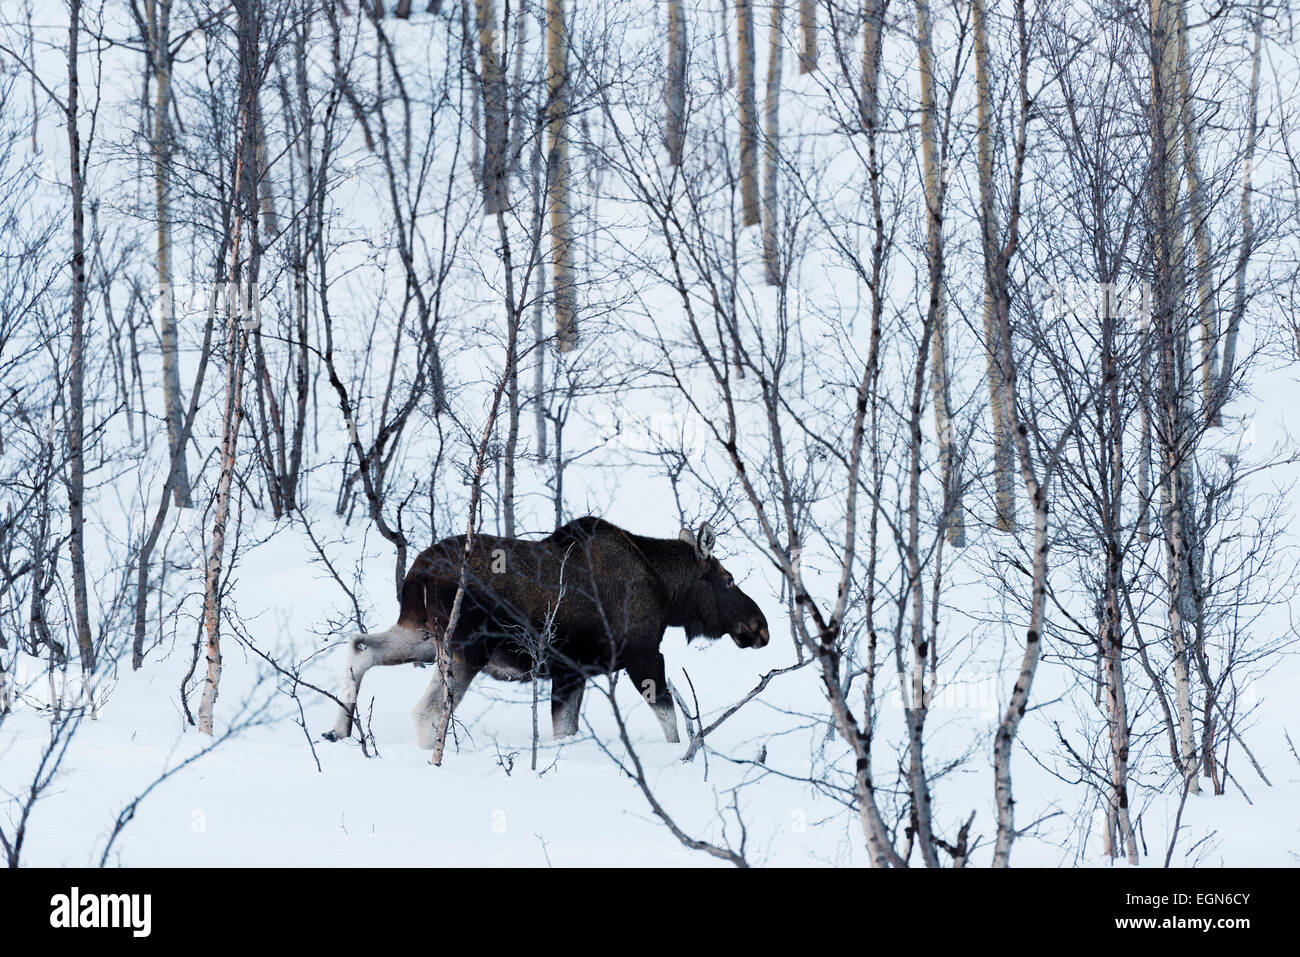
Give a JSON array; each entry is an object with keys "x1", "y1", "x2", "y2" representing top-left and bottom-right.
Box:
[{"x1": 677, "y1": 522, "x2": 770, "y2": 649}]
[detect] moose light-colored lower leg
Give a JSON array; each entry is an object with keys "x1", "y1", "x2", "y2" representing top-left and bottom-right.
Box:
[
  {"x1": 626, "y1": 652, "x2": 678, "y2": 743},
  {"x1": 412, "y1": 665, "x2": 447, "y2": 750},
  {"x1": 651, "y1": 697, "x2": 679, "y2": 743},
  {"x1": 415, "y1": 651, "x2": 481, "y2": 754},
  {"x1": 324, "y1": 626, "x2": 431, "y2": 742}
]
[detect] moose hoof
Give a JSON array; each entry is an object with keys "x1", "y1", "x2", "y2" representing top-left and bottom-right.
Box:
[{"x1": 321, "y1": 730, "x2": 340, "y2": 742}]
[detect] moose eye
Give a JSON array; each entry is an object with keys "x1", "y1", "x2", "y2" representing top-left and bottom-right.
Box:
[{"x1": 724, "y1": 575, "x2": 736, "y2": 589}]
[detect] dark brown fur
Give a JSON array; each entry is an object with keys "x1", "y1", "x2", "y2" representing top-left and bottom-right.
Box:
[{"x1": 399, "y1": 516, "x2": 769, "y2": 737}]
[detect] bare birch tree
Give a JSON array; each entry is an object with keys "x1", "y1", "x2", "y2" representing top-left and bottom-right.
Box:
[
  {"x1": 1149, "y1": 0, "x2": 1199, "y2": 794},
  {"x1": 1216, "y1": 0, "x2": 1263, "y2": 411},
  {"x1": 797, "y1": 0, "x2": 815, "y2": 75},
  {"x1": 64, "y1": 0, "x2": 96, "y2": 677},
  {"x1": 666, "y1": 0, "x2": 686, "y2": 166},
  {"x1": 476, "y1": 0, "x2": 507, "y2": 213},
  {"x1": 546, "y1": 0, "x2": 577, "y2": 350},
  {"x1": 761, "y1": 0, "x2": 782, "y2": 285},
  {"x1": 735, "y1": 0, "x2": 759, "y2": 226},
  {"x1": 912, "y1": 0, "x2": 962, "y2": 546},
  {"x1": 199, "y1": 0, "x2": 270, "y2": 734},
  {"x1": 137, "y1": 0, "x2": 193, "y2": 508},
  {"x1": 972, "y1": 0, "x2": 1013, "y2": 531}
]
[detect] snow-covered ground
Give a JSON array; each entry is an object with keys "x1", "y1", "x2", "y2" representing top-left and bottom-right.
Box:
[
  {"x1": 2, "y1": 1, "x2": 1299, "y2": 869},
  {"x1": 3, "y1": 492, "x2": 1296, "y2": 868}
]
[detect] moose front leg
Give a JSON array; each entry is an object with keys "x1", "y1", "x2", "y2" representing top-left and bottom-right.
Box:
[
  {"x1": 323, "y1": 633, "x2": 368, "y2": 742},
  {"x1": 550, "y1": 664, "x2": 586, "y2": 739},
  {"x1": 625, "y1": 652, "x2": 679, "y2": 744}
]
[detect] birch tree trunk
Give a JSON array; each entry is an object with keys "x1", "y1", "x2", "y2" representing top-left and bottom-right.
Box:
[
  {"x1": 507, "y1": 0, "x2": 527, "y2": 173},
  {"x1": 253, "y1": 97, "x2": 277, "y2": 234},
  {"x1": 1176, "y1": 9, "x2": 1216, "y2": 424},
  {"x1": 546, "y1": 0, "x2": 577, "y2": 351},
  {"x1": 852, "y1": 0, "x2": 899, "y2": 867},
  {"x1": 1138, "y1": 351, "x2": 1152, "y2": 543},
  {"x1": 65, "y1": 0, "x2": 96, "y2": 676},
  {"x1": 1218, "y1": 0, "x2": 1262, "y2": 410},
  {"x1": 985, "y1": 0, "x2": 1062, "y2": 866},
  {"x1": 991, "y1": 431, "x2": 1047, "y2": 867},
  {"x1": 504, "y1": 209, "x2": 520, "y2": 536},
  {"x1": 798, "y1": 0, "x2": 816, "y2": 74},
  {"x1": 146, "y1": 0, "x2": 192, "y2": 508},
  {"x1": 972, "y1": 0, "x2": 1013, "y2": 531},
  {"x1": 26, "y1": 5, "x2": 37, "y2": 153},
  {"x1": 761, "y1": 0, "x2": 782, "y2": 285},
  {"x1": 719, "y1": 0, "x2": 734, "y2": 89},
  {"x1": 463, "y1": 1, "x2": 482, "y2": 189},
  {"x1": 199, "y1": 0, "x2": 259, "y2": 735},
  {"x1": 530, "y1": 124, "x2": 548, "y2": 460},
  {"x1": 666, "y1": 0, "x2": 686, "y2": 166},
  {"x1": 198, "y1": 256, "x2": 253, "y2": 734},
  {"x1": 904, "y1": 330, "x2": 941, "y2": 867},
  {"x1": 913, "y1": 0, "x2": 962, "y2": 545},
  {"x1": 861, "y1": 0, "x2": 882, "y2": 127},
  {"x1": 1101, "y1": 289, "x2": 1140, "y2": 864},
  {"x1": 736, "y1": 0, "x2": 760, "y2": 226},
  {"x1": 1151, "y1": 0, "x2": 1200, "y2": 794},
  {"x1": 476, "y1": 0, "x2": 507, "y2": 214},
  {"x1": 283, "y1": 22, "x2": 313, "y2": 510},
  {"x1": 902, "y1": 7, "x2": 946, "y2": 851}
]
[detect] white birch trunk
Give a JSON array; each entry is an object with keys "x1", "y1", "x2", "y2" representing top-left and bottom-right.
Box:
[
  {"x1": 66, "y1": 0, "x2": 96, "y2": 677},
  {"x1": 666, "y1": 0, "x2": 686, "y2": 166},
  {"x1": 761, "y1": 0, "x2": 782, "y2": 285},
  {"x1": 1151, "y1": 0, "x2": 1200, "y2": 794},
  {"x1": 972, "y1": 0, "x2": 1013, "y2": 531},
  {"x1": 736, "y1": 0, "x2": 760, "y2": 226},
  {"x1": 546, "y1": 0, "x2": 577, "y2": 351},
  {"x1": 913, "y1": 0, "x2": 962, "y2": 545},
  {"x1": 1219, "y1": 0, "x2": 1262, "y2": 405},
  {"x1": 798, "y1": 0, "x2": 816, "y2": 75}
]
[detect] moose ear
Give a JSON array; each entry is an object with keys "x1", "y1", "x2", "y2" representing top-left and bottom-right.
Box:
[
  {"x1": 695, "y1": 522, "x2": 716, "y2": 561},
  {"x1": 679, "y1": 527, "x2": 695, "y2": 548}
]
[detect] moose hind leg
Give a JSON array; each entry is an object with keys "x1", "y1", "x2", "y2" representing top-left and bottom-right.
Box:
[
  {"x1": 625, "y1": 652, "x2": 679, "y2": 744},
  {"x1": 412, "y1": 651, "x2": 483, "y2": 750},
  {"x1": 550, "y1": 664, "x2": 586, "y2": 739},
  {"x1": 323, "y1": 627, "x2": 424, "y2": 742}
]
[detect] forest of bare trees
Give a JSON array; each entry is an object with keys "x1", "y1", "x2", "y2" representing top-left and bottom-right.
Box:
[{"x1": 0, "y1": 0, "x2": 1298, "y2": 869}]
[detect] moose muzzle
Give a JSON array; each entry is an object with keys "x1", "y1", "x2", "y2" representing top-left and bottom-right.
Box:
[{"x1": 732, "y1": 619, "x2": 770, "y2": 649}]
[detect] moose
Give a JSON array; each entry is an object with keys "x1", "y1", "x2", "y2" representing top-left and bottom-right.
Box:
[{"x1": 323, "y1": 516, "x2": 770, "y2": 749}]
